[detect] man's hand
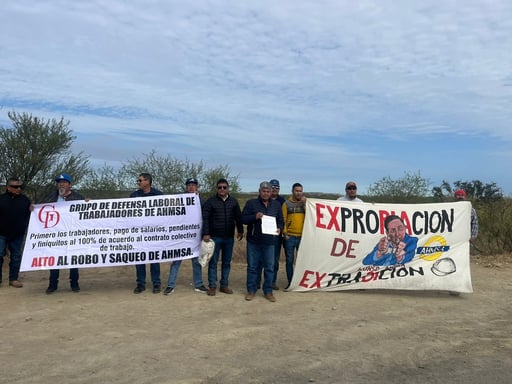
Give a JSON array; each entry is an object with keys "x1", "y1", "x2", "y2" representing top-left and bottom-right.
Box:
[
  {"x1": 395, "y1": 241, "x2": 406, "y2": 262},
  {"x1": 377, "y1": 236, "x2": 389, "y2": 257}
]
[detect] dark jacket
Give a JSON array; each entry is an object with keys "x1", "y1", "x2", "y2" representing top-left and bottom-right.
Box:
[
  {"x1": 242, "y1": 196, "x2": 284, "y2": 245},
  {"x1": 42, "y1": 189, "x2": 84, "y2": 203},
  {"x1": 129, "y1": 187, "x2": 163, "y2": 198},
  {"x1": 202, "y1": 194, "x2": 243, "y2": 238},
  {"x1": 0, "y1": 192, "x2": 32, "y2": 239}
]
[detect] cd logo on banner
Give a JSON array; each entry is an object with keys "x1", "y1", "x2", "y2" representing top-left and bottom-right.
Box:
[{"x1": 38, "y1": 204, "x2": 61, "y2": 228}]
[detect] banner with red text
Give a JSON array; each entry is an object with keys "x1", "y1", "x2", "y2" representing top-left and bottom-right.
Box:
[
  {"x1": 288, "y1": 199, "x2": 473, "y2": 293},
  {"x1": 20, "y1": 194, "x2": 201, "y2": 271}
]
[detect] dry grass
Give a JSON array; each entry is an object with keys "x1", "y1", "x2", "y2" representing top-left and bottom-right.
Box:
[
  {"x1": 232, "y1": 238, "x2": 248, "y2": 263},
  {"x1": 472, "y1": 253, "x2": 512, "y2": 268}
]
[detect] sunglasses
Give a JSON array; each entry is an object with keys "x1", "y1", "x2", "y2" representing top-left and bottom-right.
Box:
[
  {"x1": 346, "y1": 186, "x2": 357, "y2": 190},
  {"x1": 136, "y1": 179, "x2": 144, "y2": 183},
  {"x1": 271, "y1": 186, "x2": 280, "y2": 190},
  {"x1": 217, "y1": 185, "x2": 228, "y2": 190},
  {"x1": 8, "y1": 185, "x2": 22, "y2": 189}
]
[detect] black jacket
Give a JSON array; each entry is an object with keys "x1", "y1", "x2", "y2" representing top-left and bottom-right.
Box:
[
  {"x1": 202, "y1": 194, "x2": 243, "y2": 238},
  {"x1": 0, "y1": 192, "x2": 31, "y2": 239},
  {"x1": 43, "y1": 189, "x2": 84, "y2": 203},
  {"x1": 129, "y1": 187, "x2": 163, "y2": 198}
]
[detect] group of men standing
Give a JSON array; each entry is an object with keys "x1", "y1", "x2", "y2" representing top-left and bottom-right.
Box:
[
  {"x1": 131, "y1": 175, "x2": 305, "y2": 303},
  {"x1": 0, "y1": 172, "x2": 309, "y2": 303},
  {"x1": 0, "y1": 175, "x2": 478, "y2": 301},
  {"x1": 129, "y1": 174, "x2": 244, "y2": 297}
]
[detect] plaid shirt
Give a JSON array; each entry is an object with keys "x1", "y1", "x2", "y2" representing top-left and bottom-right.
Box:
[{"x1": 471, "y1": 207, "x2": 479, "y2": 240}]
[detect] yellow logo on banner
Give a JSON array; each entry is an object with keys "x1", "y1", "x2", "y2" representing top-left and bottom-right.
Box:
[{"x1": 418, "y1": 235, "x2": 449, "y2": 261}]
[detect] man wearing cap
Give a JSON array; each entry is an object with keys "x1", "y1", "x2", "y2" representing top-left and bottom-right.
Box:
[
  {"x1": 454, "y1": 189, "x2": 479, "y2": 242},
  {"x1": 242, "y1": 181, "x2": 284, "y2": 302},
  {"x1": 267, "y1": 179, "x2": 285, "y2": 290},
  {"x1": 44, "y1": 173, "x2": 85, "y2": 294},
  {"x1": 0, "y1": 177, "x2": 32, "y2": 289},
  {"x1": 163, "y1": 177, "x2": 208, "y2": 295},
  {"x1": 130, "y1": 173, "x2": 162, "y2": 294},
  {"x1": 337, "y1": 181, "x2": 363, "y2": 202},
  {"x1": 202, "y1": 178, "x2": 244, "y2": 296}
]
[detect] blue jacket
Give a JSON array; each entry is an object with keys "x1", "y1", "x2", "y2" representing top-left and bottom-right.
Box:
[
  {"x1": 363, "y1": 233, "x2": 418, "y2": 266},
  {"x1": 242, "y1": 197, "x2": 284, "y2": 245}
]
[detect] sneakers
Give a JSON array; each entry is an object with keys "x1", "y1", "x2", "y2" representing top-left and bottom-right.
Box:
[
  {"x1": 264, "y1": 293, "x2": 276, "y2": 302},
  {"x1": 245, "y1": 292, "x2": 255, "y2": 301},
  {"x1": 163, "y1": 287, "x2": 175, "y2": 296},
  {"x1": 152, "y1": 284, "x2": 161, "y2": 294},
  {"x1": 71, "y1": 283, "x2": 80, "y2": 292},
  {"x1": 46, "y1": 286, "x2": 58, "y2": 294},
  {"x1": 220, "y1": 286, "x2": 233, "y2": 294},
  {"x1": 194, "y1": 285, "x2": 208, "y2": 293},
  {"x1": 9, "y1": 280, "x2": 23, "y2": 288},
  {"x1": 207, "y1": 287, "x2": 216, "y2": 296},
  {"x1": 133, "y1": 285, "x2": 146, "y2": 294}
]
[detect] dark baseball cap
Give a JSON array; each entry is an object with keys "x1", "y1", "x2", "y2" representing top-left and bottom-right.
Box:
[{"x1": 269, "y1": 179, "x2": 280, "y2": 187}]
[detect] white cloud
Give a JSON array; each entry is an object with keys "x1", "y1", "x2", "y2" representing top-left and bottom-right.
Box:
[{"x1": 1, "y1": 0, "x2": 512, "y2": 193}]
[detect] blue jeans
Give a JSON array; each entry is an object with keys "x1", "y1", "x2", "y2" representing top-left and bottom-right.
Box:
[
  {"x1": 256, "y1": 236, "x2": 282, "y2": 287},
  {"x1": 246, "y1": 241, "x2": 275, "y2": 294},
  {"x1": 283, "y1": 236, "x2": 301, "y2": 284},
  {"x1": 166, "y1": 257, "x2": 203, "y2": 288},
  {"x1": 208, "y1": 237, "x2": 234, "y2": 288},
  {"x1": 273, "y1": 235, "x2": 283, "y2": 284},
  {"x1": 0, "y1": 235, "x2": 24, "y2": 281},
  {"x1": 135, "y1": 263, "x2": 161, "y2": 286}
]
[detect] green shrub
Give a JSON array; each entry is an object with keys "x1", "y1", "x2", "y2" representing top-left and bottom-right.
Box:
[{"x1": 474, "y1": 199, "x2": 512, "y2": 255}]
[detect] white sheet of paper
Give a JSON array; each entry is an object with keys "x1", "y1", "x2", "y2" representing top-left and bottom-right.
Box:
[{"x1": 261, "y1": 215, "x2": 278, "y2": 235}]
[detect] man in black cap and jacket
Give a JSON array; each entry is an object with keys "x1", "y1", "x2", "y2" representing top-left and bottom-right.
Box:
[{"x1": 0, "y1": 177, "x2": 32, "y2": 288}]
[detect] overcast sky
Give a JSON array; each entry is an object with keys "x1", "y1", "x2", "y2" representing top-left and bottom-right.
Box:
[{"x1": 1, "y1": 1, "x2": 511, "y2": 195}]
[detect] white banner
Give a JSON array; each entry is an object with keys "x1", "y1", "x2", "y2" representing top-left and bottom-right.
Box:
[
  {"x1": 288, "y1": 199, "x2": 473, "y2": 293},
  {"x1": 20, "y1": 194, "x2": 202, "y2": 271}
]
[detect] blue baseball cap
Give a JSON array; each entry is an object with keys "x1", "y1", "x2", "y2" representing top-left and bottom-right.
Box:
[
  {"x1": 55, "y1": 173, "x2": 72, "y2": 183},
  {"x1": 270, "y1": 179, "x2": 280, "y2": 187}
]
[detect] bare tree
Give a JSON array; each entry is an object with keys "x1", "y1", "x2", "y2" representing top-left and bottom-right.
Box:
[
  {"x1": 367, "y1": 170, "x2": 430, "y2": 202},
  {"x1": 85, "y1": 150, "x2": 240, "y2": 195},
  {"x1": 0, "y1": 111, "x2": 90, "y2": 202}
]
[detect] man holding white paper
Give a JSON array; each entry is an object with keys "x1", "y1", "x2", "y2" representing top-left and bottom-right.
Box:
[{"x1": 241, "y1": 181, "x2": 284, "y2": 302}]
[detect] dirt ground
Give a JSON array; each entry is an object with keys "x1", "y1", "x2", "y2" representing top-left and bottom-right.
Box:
[{"x1": 1, "y1": 256, "x2": 511, "y2": 384}]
